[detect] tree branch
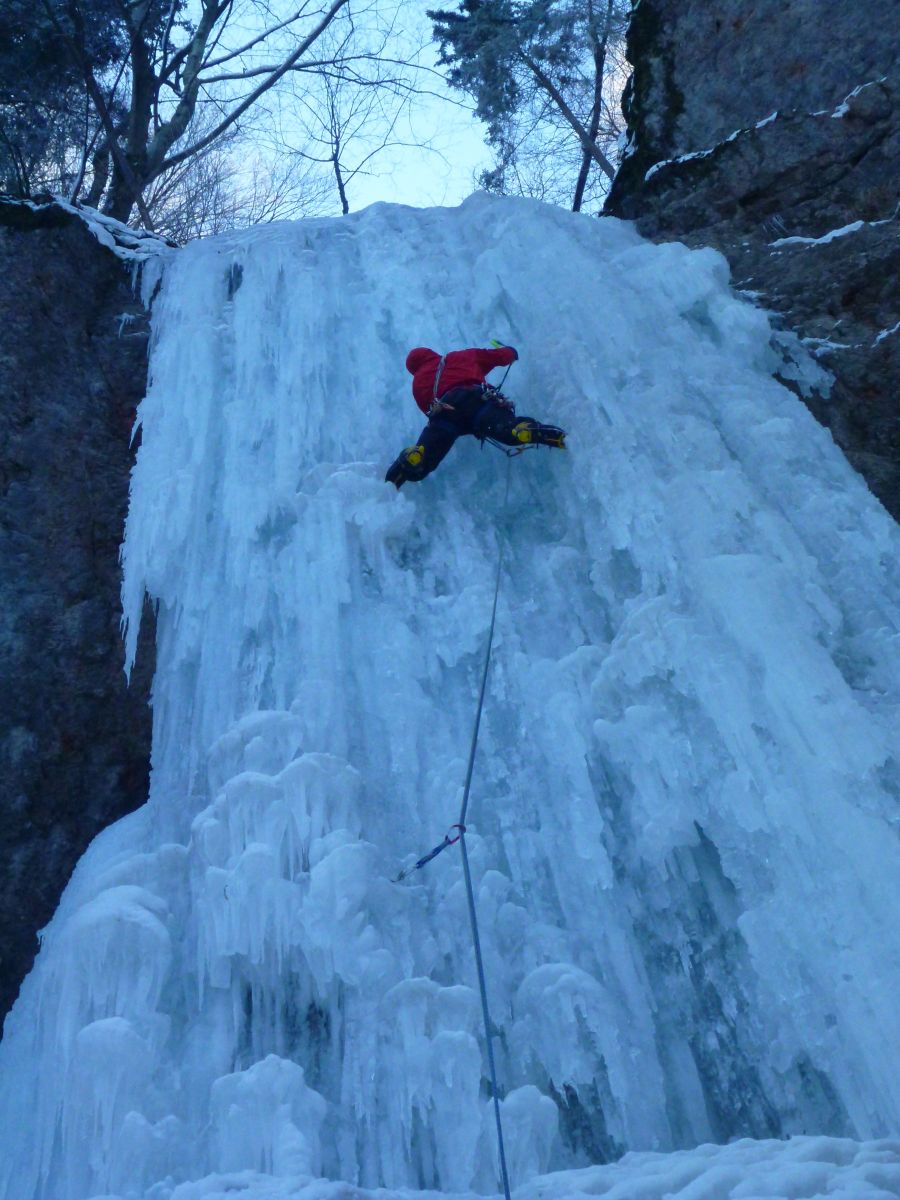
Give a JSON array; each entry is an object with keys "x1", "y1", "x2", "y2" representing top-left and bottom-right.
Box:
[
  {"x1": 145, "y1": 0, "x2": 234, "y2": 175},
  {"x1": 155, "y1": 0, "x2": 180, "y2": 122},
  {"x1": 202, "y1": 53, "x2": 448, "y2": 88},
  {"x1": 159, "y1": 0, "x2": 352, "y2": 174},
  {"x1": 519, "y1": 49, "x2": 615, "y2": 181},
  {"x1": 201, "y1": 5, "x2": 313, "y2": 68}
]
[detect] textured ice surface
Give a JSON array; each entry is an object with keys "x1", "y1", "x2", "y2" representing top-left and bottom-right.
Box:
[
  {"x1": 1, "y1": 194, "x2": 899, "y2": 1200},
  {"x1": 44, "y1": 1135, "x2": 900, "y2": 1199}
]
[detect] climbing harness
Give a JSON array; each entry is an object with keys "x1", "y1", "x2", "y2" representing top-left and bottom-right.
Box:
[
  {"x1": 394, "y1": 458, "x2": 514, "y2": 1200},
  {"x1": 473, "y1": 382, "x2": 533, "y2": 458}
]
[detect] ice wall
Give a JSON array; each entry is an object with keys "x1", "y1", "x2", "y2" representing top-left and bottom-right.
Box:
[{"x1": 1, "y1": 194, "x2": 898, "y2": 1200}]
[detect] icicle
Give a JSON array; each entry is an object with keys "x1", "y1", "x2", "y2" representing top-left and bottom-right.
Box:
[{"x1": 1, "y1": 193, "x2": 898, "y2": 1200}]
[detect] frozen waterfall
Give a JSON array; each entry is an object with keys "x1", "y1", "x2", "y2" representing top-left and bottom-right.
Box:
[{"x1": 1, "y1": 194, "x2": 898, "y2": 1200}]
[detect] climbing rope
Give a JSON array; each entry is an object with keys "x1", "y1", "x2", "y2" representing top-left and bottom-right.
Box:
[
  {"x1": 395, "y1": 457, "x2": 514, "y2": 1200},
  {"x1": 459, "y1": 459, "x2": 509, "y2": 830}
]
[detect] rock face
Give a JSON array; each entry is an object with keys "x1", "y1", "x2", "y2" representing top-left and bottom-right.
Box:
[
  {"x1": 0, "y1": 199, "x2": 155, "y2": 1028},
  {"x1": 606, "y1": 0, "x2": 900, "y2": 520}
]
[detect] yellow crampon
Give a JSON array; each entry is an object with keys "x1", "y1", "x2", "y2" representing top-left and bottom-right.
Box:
[{"x1": 511, "y1": 421, "x2": 567, "y2": 449}]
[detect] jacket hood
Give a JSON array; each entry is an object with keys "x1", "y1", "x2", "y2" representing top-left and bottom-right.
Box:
[{"x1": 405, "y1": 347, "x2": 439, "y2": 375}]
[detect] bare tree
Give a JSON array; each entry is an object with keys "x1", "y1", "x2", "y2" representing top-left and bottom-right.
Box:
[
  {"x1": 481, "y1": 18, "x2": 628, "y2": 211},
  {"x1": 280, "y1": 13, "x2": 437, "y2": 215},
  {"x1": 142, "y1": 119, "x2": 333, "y2": 240},
  {"x1": 6, "y1": 1, "x2": 479, "y2": 233},
  {"x1": 430, "y1": 0, "x2": 629, "y2": 212},
  {"x1": 39, "y1": 0, "x2": 363, "y2": 226}
]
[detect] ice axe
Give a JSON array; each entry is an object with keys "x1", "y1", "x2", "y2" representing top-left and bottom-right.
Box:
[{"x1": 490, "y1": 338, "x2": 516, "y2": 389}]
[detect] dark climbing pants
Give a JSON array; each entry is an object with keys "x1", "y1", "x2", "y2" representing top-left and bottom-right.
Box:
[{"x1": 411, "y1": 386, "x2": 536, "y2": 480}]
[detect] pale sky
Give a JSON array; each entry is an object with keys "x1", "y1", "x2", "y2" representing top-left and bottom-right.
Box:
[
  {"x1": 309, "y1": 3, "x2": 495, "y2": 212},
  {"x1": 347, "y1": 97, "x2": 493, "y2": 211},
  {"x1": 199, "y1": 0, "x2": 496, "y2": 215}
]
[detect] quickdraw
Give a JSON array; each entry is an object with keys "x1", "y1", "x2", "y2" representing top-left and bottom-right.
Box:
[{"x1": 392, "y1": 824, "x2": 466, "y2": 882}]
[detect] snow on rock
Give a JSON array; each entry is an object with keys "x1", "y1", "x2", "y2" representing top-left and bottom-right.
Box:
[
  {"x1": 0, "y1": 193, "x2": 899, "y2": 1200},
  {"x1": 770, "y1": 220, "x2": 866, "y2": 247},
  {"x1": 765, "y1": 217, "x2": 900, "y2": 249},
  {"x1": 830, "y1": 77, "x2": 890, "y2": 119},
  {"x1": 644, "y1": 112, "x2": 779, "y2": 180},
  {"x1": 643, "y1": 76, "x2": 894, "y2": 187},
  {"x1": 4, "y1": 194, "x2": 175, "y2": 262},
  {"x1": 873, "y1": 321, "x2": 900, "y2": 347}
]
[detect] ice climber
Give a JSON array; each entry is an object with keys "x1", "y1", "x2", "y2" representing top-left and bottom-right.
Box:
[{"x1": 385, "y1": 344, "x2": 566, "y2": 488}]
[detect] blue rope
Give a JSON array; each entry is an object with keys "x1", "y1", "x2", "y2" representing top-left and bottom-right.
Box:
[
  {"x1": 459, "y1": 462, "x2": 508, "y2": 828},
  {"x1": 460, "y1": 828, "x2": 512, "y2": 1200},
  {"x1": 456, "y1": 458, "x2": 512, "y2": 1200},
  {"x1": 394, "y1": 459, "x2": 514, "y2": 1200}
]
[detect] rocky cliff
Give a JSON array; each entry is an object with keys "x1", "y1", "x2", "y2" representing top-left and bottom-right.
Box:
[
  {"x1": 0, "y1": 199, "x2": 156, "y2": 1027},
  {"x1": 606, "y1": 0, "x2": 899, "y2": 520}
]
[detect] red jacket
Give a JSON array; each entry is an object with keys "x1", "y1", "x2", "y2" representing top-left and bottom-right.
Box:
[{"x1": 406, "y1": 345, "x2": 517, "y2": 415}]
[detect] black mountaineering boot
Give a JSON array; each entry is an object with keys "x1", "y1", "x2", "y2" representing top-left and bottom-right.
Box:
[
  {"x1": 385, "y1": 444, "x2": 428, "y2": 488},
  {"x1": 385, "y1": 460, "x2": 406, "y2": 489}
]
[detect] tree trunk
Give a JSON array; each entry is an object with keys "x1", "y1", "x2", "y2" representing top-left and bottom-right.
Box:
[
  {"x1": 0, "y1": 120, "x2": 30, "y2": 196},
  {"x1": 84, "y1": 143, "x2": 110, "y2": 207},
  {"x1": 572, "y1": 0, "x2": 615, "y2": 212},
  {"x1": 520, "y1": 51, "x2": 616, "y2": 183},
  {"x1": 102, "y1": 13, "x2": 156, "y2": 223},
  {"x1": 332, "y1": 136, "x2": 350, "y2": 216}
]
